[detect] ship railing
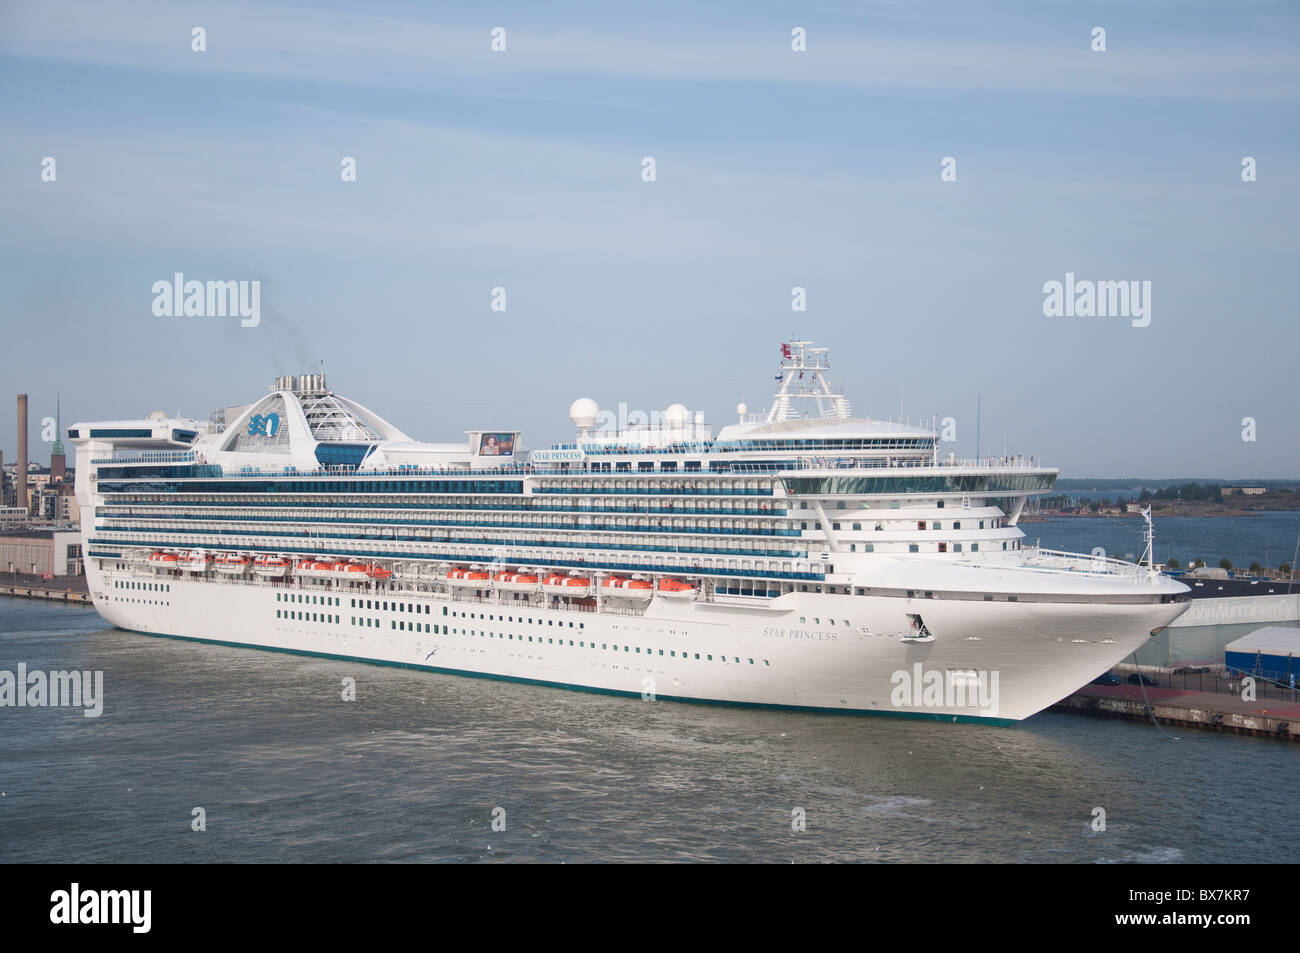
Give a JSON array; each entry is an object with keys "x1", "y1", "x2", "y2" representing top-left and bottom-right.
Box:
[
  {"x1": 718, "y1": 457, "x2": 1047, "y2": 475},
  {"x1": 1018, "y1": 546, "x2": 1152, "y2": 580},
  {"x1": 347, "y1": 584, "x2": 650, "y2": 617},
  {"x1": 92, "y1": 450, "x2": 198, "y2": 465},
  {"x1": 114, "y1": 566, "x2": 659, "y2": 616},
  {"x1": 218, "y1": 463, "x2": 539, "y2": 478},
  {"x1": 112, "y1": 456, "x2": 1047, "y2": 479}
]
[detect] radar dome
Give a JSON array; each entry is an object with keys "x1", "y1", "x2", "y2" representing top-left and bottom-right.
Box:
[
  {"x1": 569, "y1": 398, "x2": 599, "y2": 431},
  {"x1": 736, "y1": 402, "x2": 747, "y2": 417},
  {"x1": 663, "y1": 403, "x2": 690, "y2": 428}
]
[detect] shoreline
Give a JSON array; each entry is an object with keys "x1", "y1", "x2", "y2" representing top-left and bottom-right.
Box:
[{"x1": 1024, "y1": 506, "x2": 1300, "y2": 521}]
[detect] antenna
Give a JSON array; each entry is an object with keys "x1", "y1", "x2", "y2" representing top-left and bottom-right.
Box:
[{"x1": 975, "y1": 393, "x2": 981, "y2": 461}]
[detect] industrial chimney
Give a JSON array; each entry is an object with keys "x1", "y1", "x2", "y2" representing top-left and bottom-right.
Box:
[
  {"x1": 50, "y1": 396, "x2": 66, "y2": 483},
  {"x1": 16, "y1": 393, "x2": 28, "y2": 513}
]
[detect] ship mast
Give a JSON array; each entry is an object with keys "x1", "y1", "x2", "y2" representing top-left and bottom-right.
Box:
[
  {"x1": 1142, "y1": 505, "x2": 1156, "y2": 581},
  {"x1": 767, "y1": 341, "x2": 852, "y2": 422}
]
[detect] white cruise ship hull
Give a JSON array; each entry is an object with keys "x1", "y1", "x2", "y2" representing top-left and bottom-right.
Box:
[{"x1": 90, "y1": 565, "x2": 1185, "y2": 723}]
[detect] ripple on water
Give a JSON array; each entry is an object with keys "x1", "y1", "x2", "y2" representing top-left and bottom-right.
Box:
[{"x1": 0, "y1": 604, "x2": 1292, "y2": 863}]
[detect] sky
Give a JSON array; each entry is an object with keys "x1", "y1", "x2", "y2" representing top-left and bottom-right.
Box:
[{"x1": 1, "y1": 0, "x2": 1297, "y2": 478}]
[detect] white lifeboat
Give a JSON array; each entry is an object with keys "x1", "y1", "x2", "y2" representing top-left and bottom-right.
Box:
[
  {"x1": 178, "y1": 550, "x2": 212, "y2": 572},
  {"x1": 252, "y1": 555, "x2": 289, "y2": 577},
  {"x1": 214, "y1": 553, "x2": 249, "y2": 575}
]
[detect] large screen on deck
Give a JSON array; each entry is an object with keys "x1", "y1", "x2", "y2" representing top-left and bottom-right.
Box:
[{"x1": 477, "y1": 432, "x2": 515, "y2": 456}]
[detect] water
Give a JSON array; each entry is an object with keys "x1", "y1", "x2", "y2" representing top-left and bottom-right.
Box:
[
  {"x1": 1023, "y1": 511, "x2": 1300, "y2": 571},
  {"x1": 1, "y1": 599, "x2": 1293, "y2": 863}
]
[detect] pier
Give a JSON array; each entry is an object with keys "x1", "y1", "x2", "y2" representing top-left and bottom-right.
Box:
[
  {"x1": 1051, "y1": 684, "x2": 1300, "y2": 741},
  {"x1": 0, "y1": 574, "x2": 91, "y2": 605}
]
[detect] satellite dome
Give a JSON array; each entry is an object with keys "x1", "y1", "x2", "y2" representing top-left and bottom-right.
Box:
[
  {"x1": 736, "y1": 402, "x2": 748, "y2": 417},
  {"x1": 663, "y1": 403, "x2": 690, "y2": 427},
  {"x1": 569, "y1": 398, "x2": 599, "y2": 431}
]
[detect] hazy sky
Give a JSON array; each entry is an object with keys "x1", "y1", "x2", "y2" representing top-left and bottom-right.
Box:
[{"x1": 1, "y1": 0, "x2": 1297, "y2": 478}]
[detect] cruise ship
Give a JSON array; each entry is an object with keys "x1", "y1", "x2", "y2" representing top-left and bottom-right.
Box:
[{"x1": 68, "y1": 342, "x2": 1190, "y2": 723}]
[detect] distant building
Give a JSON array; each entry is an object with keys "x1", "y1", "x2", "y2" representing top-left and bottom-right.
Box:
[
  {"x1": 30, "y1": 486, "x2": 79, "y2": 525},
  {"x1": 0, "y1": 529, "x2": 83, "y2": 576},
  {"x1": 1224, "y1": 486, "x2": 1267, "y2": 496},
  {"x1": 1225, "y1": 627, "x2": 1300, "y2": 682},
  {"x1": 0, "y1": 507, "x2": 29, "y2": 530}
]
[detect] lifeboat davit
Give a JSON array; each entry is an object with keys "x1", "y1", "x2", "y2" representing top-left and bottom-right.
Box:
[
  {"x1": 214, "y1": 553, "x2": 249, "y2": 574},
  {"x1": 252, "y1": 555, "x2": 289, "y2": 577},
  {"x1": 656, "y1": 577, "x2": 696, "y2": 600},
  {"x1": 542, "y1": 573, "x2": 592, "y2": 598},
  {"x1": 447, "y1": 567, "x2": 492, "y2": 589},
  {"x1": 602, "y1": 576, "x2": 654, "y2": 601},
  {"x1": 495, "y1": 570, "x2": 541, "y2": 594}
]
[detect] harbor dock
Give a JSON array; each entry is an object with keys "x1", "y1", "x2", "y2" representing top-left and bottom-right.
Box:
[
  {"x1": 0, "y1": 574, "x2": 91, "y2": 605},
  {"x1": 1051, "y1": 684, "x2": 1300, "y2": 741}
]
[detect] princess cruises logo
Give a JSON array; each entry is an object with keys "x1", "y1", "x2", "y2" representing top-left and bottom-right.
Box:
[{"x1": 247, "y1": 413, "x2": 281, "y2": 437}]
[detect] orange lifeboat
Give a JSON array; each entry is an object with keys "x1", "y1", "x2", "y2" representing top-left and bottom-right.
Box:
[
  {"x1": 656, "y1": 577, "x2": 696, "y2": 600},
  {"x1": 330, "y1": 562, "x2": 372, "y2": 580},
  {"x1": 495, "y1": 571, "x2": 540, "y2": 594},
  {"x1": 294, "y1": 560, "x2": 336, "y2": 579},
  {"x1": 602, "y1": 576, "x2": 654, "y2": 602},
  {"x1": 541, "y1": 573, "x2": 592, "y2": 598},
  {"x1": 148, "y1": 551, "x2": 180, "y2": 568},
  {"x1": 447, "y1": 567, "x2": 491, "y2": 589},
  {"x1": 366, "y1": 564, "x2": 393, "y2": 580}
]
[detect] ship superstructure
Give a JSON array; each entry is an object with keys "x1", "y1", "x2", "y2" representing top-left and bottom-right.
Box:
[{"x1": 68, "y1": 342, "x2": 1190, "y2": 722}]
